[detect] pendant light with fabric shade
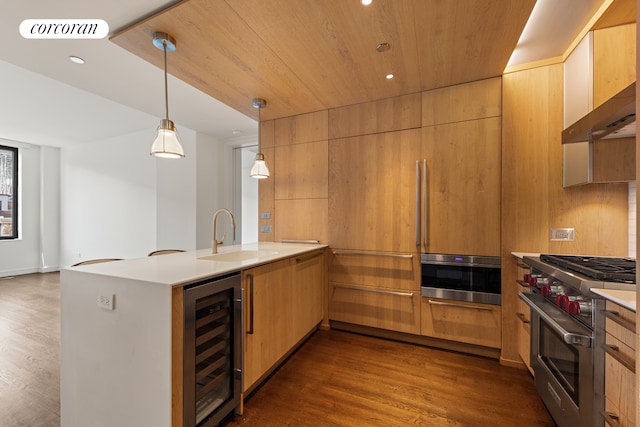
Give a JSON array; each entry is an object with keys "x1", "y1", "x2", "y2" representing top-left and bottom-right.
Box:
[
  {"x1": 250, "y1": 98, "x2": 269, "y2": 178},
  {"x1": 150, "y1": 32, "x2": 185, "y2": 159}
]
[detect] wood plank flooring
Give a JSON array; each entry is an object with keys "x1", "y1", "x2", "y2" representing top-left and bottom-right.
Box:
[
  {"x1": 0, "y1": 272, "x2": 554, "y2": 427},
  {"x1": 227, "y1": 330, "x2": 556, "y2": 426},
  {"x1": 0, "y1": 272, "x2": 60, "y2": 427}
]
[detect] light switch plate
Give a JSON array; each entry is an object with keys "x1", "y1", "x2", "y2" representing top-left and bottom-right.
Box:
[
  {"x1": 550, "y1": 228, "x2": 574, "y2": 241},
  {"x1": 260, "y1": 212, "x2": 271, "y2": 219}
]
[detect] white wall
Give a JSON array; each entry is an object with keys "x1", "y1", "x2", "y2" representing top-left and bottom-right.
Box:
[
  {"x1": 60, "y1": 126, "x2": 218, "y2": 267},
  {"x1": 61, "y1": 129, "x2": 157, "y2": 265},
  {"x1": 2, "y1": 125, "x2": 252, "y2": 275},
  {"x1": 196, "y1": 133, "x2": 229, "y2": 250},
  {"x1": 155, "y1": 129, "x2": 197, "y2": 251},
  {"x1": 0, "y1": 140, "x2": 46, "y2": 276},
  {"x1": 40, "y1": 146, "x2": 60, "y2": 271}
]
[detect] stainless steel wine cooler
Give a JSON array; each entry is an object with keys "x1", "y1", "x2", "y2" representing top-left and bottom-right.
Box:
[{"x1": 183, "y1": 273, "x2": 242, "y2": 426}]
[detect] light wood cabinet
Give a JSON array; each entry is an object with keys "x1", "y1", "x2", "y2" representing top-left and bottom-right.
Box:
[
  {"x1": 422, "y1": 77, "x2": 501, "y2": 126},
  {"x1": 593, "y1": 23, "x2": 636, "y2": 108},
  {"x1": 242, "y1": 249, "x2": 326, "y2": 393},
  {"x1": 328, "y1": 252, "x2": 420, "y2": 334},
  {"x1": 603, "y1": 301, "x2": 636, "y2": 427},
  {"x1": 420, "y1": 297, "x2": 501, "y2": 348},
  {"x1": 515, "y1": 261, "x2": 533, "y2": 374},
  {"x1": 242, "y1": 258, "x2": 292, "y2": 392},
  {"x1": 291, "y1": 251, "x2": 326, "y2": 337},
  {"x1": 329, "y1": 128, "x2": 422, "y2": 253},
  {"x1": 421, "y1": 117, "x2": 501, "y2": 256}
]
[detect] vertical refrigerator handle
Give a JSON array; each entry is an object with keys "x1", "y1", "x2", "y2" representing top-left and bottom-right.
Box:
[
  {"x1": 421, "y1": 159, "x2": 427, "y2": 249},
  {"x1": 415, "y1": 161, "x2": 420, "y2": 247},
  {"x1": 416, "y1": 160, "x2": 428, "y2": 250}
]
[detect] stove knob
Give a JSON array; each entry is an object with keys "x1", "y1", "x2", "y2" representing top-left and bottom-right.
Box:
[
  {"x1": 540, "y1": 285, "x2": 551, "y2": 297},
  {"x1": 556, "y1": 295, "x2": 568, "y2": 309},
  {"x1": 567, "y1": 301, "x2": 580, "y2": 315},
  {"x1": 523, "y1": 273, "x2": 531, "y2": 283}
]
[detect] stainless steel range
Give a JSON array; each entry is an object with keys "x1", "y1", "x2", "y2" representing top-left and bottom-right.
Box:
[{"x1": 520, "y1": 254, "x2": 635, "y2": 427}]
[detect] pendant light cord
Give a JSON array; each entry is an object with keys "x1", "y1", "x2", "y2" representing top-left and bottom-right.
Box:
[{"x1": 163, "y1": 39, "x2": 169, "y2": 120}]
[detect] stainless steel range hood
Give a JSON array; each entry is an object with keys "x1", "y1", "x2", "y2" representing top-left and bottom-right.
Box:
[{"x1": 562, "y1": 82, "x2": 635, "y2": 144}]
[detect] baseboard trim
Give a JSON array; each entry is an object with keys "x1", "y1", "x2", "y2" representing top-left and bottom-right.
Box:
[
  {"x1": 330, "y1": 321, "x2": 501, "y2": 360},
  {"x1": 1, "y1": 267, "x2": 41, "y2": 278}
]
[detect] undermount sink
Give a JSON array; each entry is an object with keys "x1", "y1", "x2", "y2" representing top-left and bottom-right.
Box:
[{"x1": 198, "y1": 250, "x2": 278, "y2": 262}]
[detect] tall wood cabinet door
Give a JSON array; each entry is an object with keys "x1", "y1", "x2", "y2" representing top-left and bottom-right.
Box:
[
  {"x1": 421, "y1": 117, "x2": 501, "y2": 256},
  {"x1": 242, "y1": 258, "x2": 292, "y2": 392},
  {"x1": 329, "y1": 128, "x2": 422, "y2": 252},
  {"x1": 291, "y1": 250, "x2": 325, "y2": 340}
]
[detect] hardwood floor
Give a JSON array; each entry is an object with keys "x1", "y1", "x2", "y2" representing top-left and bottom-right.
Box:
[
  {"x1": 228, "y1": 330, "x2": 555, "y2": 427},
  {"x1": 0, "y1": 272, "x2": 554, "y2": 427},
  {"x1": 0, "y1": 272, "x2": 60, "y2": 427}
]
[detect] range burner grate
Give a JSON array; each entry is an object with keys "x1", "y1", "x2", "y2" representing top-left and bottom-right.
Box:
[{"x1": 540, "y1": 254, "x2": 636, "y2": 283}]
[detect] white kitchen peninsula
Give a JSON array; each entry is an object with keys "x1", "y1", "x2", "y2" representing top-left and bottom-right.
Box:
[{"x1": 60, "y1": 242, "x2": 327, "y2": 427}]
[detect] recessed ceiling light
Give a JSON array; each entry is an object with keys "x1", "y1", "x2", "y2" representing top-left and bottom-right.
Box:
[
  {"x1": 69, "y1": 56, "x2": 85, "y2": 64},
  {"x1": 361, "y1": 0, "x2": 372, "y2": 5},
  {"x1": 386, "y1": 74, "x2": 394, "y2": 80}
]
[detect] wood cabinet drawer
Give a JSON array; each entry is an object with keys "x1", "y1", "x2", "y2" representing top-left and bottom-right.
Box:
[
  {"x1": 605, "y1": 301, "x2": 636, "y2": 351},
  {"x1": 328, "y1": 283, "x2": 420, "y2": 334},
  {"x1": 604, "y1": 333, "x2": 636, "y2": 425},
  {"x1": 421, "y1": 298, "x2": 501, "y2": 348},
  {"x1": 329, "y1": 251, "x2": 419, "y2": 291},
  {"x1": 515, "y1": 294, "x2": 532, "y2": 372}
]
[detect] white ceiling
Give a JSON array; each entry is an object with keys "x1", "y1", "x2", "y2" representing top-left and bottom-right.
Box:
[{"x1": 0, "y1": 0, "x2": 605, "y2": 148}]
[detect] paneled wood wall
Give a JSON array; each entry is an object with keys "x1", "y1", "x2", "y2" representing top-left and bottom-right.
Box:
[
  {"x1": 260, "y1": 31, "x2": 633, "y2": 364},
  {"x1": 500, "y1": 63, "x2": 630, "y2": 365}
]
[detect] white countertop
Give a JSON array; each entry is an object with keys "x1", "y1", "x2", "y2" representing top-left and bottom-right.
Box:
[
  {"x1": 590, "y1": 288, "x2": 636, "y2": 311},
  {"x1": 511, "y1": 252, "x2": 540, "y2": 260},
  {"x1": 62, "y1": 242, "x2": 327, "y2": 287}
]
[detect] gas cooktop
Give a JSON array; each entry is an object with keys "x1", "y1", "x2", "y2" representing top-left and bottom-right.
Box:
[
  {"x1": 523, "y1": 254, "x2": 636, "y2": 294},
  {"x1": 539, "y1": 254, "x2": 636, "y2": 284}
]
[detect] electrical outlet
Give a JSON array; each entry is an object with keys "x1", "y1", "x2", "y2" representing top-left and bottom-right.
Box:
[
  {"x1": 98, "y1": 294, "x2": 115, "y2": 310},
  {"x1": 550, "y1": 228, "x2": 574, "y2": 241},
  {"x1": 260, "y1": 212, "x2": 271, "y2": 219}
]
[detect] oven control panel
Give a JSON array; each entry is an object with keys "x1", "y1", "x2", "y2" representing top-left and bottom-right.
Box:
[{"x1": 522, "y1": 271, "x2": 593, "y2": 322}]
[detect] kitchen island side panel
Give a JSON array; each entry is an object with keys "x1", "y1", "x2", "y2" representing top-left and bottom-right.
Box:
[{"x1": 60, "y1": 269, "x2": 173, "y2": 427}]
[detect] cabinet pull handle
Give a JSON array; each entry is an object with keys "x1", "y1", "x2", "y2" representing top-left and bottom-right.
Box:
[
  {"x1": 246, "y1": 274, "x2": 254, "y2": 335},
  {"x1": 602, "y1": 343, "x2": 636, "y2": 373},
  {"x1": 601, "y1": 411, "x2": 621, "y2": 427},
  {"x1": 332, "y1": 250, "x2": 413, "y2": 259},
  {"x1": 427, "y1": 299, "x2": 493, "y2": 311},
  {"x1": 333, "y1": 285, "x2": 413, "y2": 298},
  {"x1": 516, "y1": 312, "x2": 530, "y2": 324},
  {"x1": 415, "y1": 160, "x2": 428, "y2": 249},
  {"x1": 603, "y1": 310, "x2": 636, "y2": 333},
  {"x1": 516, "y1": 280, "x2": 530, "y2": 289},
  {"x1": 281, "y1": 239, "x2": 320, "y2": 244}
]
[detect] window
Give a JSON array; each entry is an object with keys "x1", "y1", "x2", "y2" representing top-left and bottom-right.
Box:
[{"x1": 0, "y1": 145, "x2": 17, "y2": 239}]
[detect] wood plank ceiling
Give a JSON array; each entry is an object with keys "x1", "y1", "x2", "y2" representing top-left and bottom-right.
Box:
[{"x1": 111, "y1": 0, "x2": 536, "y2": 121}]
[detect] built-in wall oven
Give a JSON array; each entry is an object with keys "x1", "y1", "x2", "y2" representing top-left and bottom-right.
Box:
[
  {"x1": 520, "y1": 255, "x2": 636, "y2": 427},
  {"x1": 420, "y1": 254, "x2": 501, "y2": 305}
]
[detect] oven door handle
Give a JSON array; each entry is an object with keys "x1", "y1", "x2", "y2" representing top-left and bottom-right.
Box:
[{"x1": 518, "y1": 292, "x2": 592, "y2": 348}]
